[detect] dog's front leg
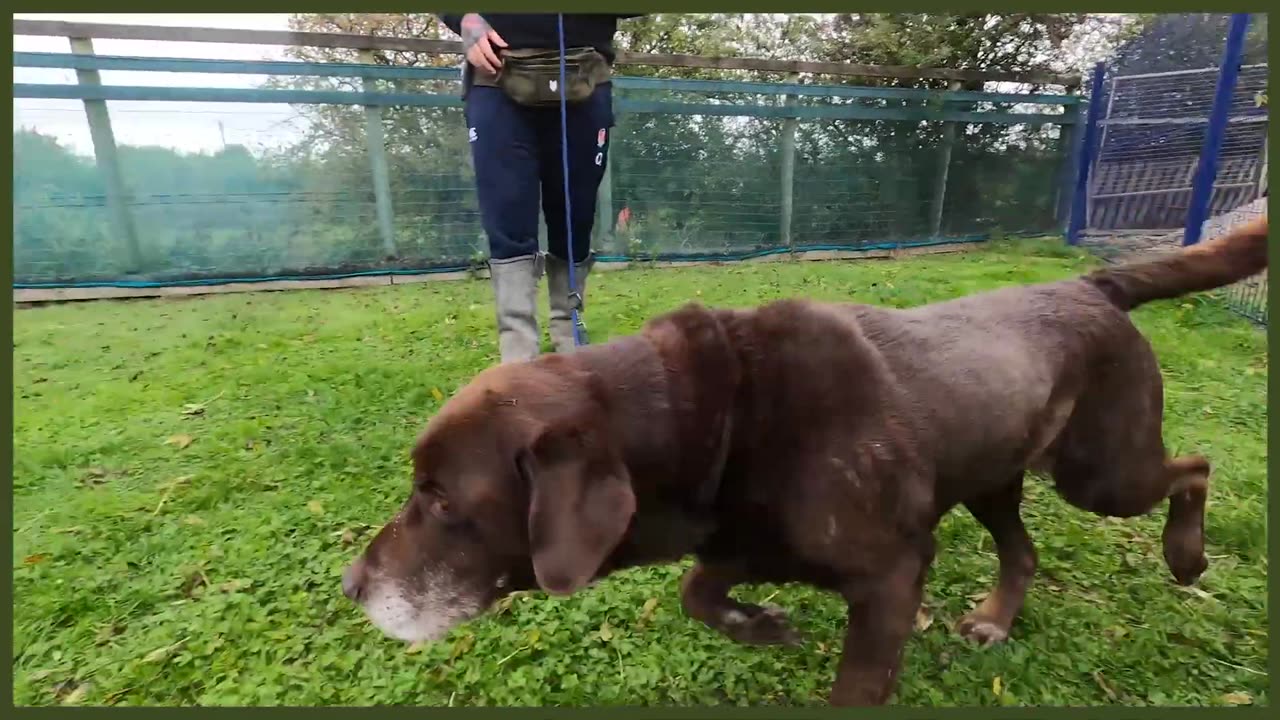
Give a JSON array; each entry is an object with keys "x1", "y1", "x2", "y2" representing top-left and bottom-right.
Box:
[
  {"x1": 830, "y1": 545, "x2": 931, "y2": 706},
  {"x1": 957, "y1": 475, "x2": 1036, "y2": 645},
  {"x1": 679, "y1": 559, "x2": 801, "y2": 646}
]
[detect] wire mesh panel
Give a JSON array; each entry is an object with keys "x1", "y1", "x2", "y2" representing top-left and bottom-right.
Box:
[
  {"x1": 1209, "y1": 196, "x2": 1268, "y2": 324},
  {"x1": 1086, "y1": 64, "x2": 1267, "y2": 233},
  {"x1": 13, "y1": 55, "x2": 1080, "y2": 287}
]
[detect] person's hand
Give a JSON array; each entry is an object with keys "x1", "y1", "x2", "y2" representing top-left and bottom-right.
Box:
[{"x1": 461, "y1": 13, "x2": 507, "y2": 74}]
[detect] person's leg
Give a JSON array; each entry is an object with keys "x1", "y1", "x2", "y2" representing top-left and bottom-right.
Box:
[
  {"x1": 539, "y1": 84, "x2": 613, "y2": 352},
  {"x1": 466, "y1": 86, "x2": 543, "y2": 363}
]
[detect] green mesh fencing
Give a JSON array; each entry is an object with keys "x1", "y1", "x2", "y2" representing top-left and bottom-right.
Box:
[{"x1": 13, "y1": 75, "x2": 1077, "y2": 288}]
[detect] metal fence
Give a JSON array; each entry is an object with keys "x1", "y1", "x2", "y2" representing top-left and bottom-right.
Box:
[
  {"x1": 1070, "y1": 13, "x2": 1268, "y2": 326},
  {"x1": 12, "y1": 20, "x2": 1083, "y2": 291},
  {"x1": 1087, "y1": 64, "x2": 1267, "y2": 231}
]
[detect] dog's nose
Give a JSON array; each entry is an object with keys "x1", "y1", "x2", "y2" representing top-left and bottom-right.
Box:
[{"x1": 342, "y1": 558, "x2": 367, "y2": 602}]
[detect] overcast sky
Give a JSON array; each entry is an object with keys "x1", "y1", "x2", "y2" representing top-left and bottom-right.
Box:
[{"x1": 13, "y1": 13, "x2": 307, "y2": 155}]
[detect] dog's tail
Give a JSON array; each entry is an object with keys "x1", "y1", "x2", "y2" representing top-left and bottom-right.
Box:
[{"x1": 1084, "y1": 215, "x2": 1269, "y2": 312}]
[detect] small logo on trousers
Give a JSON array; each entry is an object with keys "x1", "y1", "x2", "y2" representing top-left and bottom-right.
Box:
[
  {"x1": 468, "y1": 127, "x2": 477, "y2": 143},
  {"x1": 597, "y1": 128, "x2": 607, "y2": 148}
]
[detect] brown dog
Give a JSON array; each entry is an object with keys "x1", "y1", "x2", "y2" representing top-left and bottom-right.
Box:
[{"x1": 342, "y1": 218, "x2": 1267, "y2": 705}]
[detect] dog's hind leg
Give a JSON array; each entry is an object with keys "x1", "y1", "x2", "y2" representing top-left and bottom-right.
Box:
[
  {"x1": 1055, "y1": 448, "x2": 1211, "y2": 587},
  {"x1": 1161, "y1": 455, "x2": 1210, "y2": 586},
  {"x1": 956, "y1": 473, "x2": 1036, "y2": 646},
  {"x1": 1048, "y1": 334, "x2": 1211, "y2": 587},
  {"x1": 679, "y1": 560, "x2": 801, "y2": 646}
]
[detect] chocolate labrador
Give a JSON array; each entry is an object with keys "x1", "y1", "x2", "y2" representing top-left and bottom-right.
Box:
[{"x1": 341, "y1": 217, "x2": 1267, "y2": 705}]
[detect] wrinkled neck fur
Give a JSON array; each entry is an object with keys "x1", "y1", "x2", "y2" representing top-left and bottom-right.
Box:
[{"x1": 571, "y1": 336, "x2": 676, "y2": 472}]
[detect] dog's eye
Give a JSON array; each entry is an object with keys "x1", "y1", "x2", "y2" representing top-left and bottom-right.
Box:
[
  {"x1": 412, "y1": 477, "x2": 449, "y2": 514},
  {"x1": 428, "y1": 495, "x2": 450, "y2": 519}
]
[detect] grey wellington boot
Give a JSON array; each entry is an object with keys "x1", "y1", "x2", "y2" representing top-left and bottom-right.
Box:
[
  {"x1": 546, "y1": 253, "x2": 594, "y2": 353},
  {"x1": 488, "y1": 254, "x2": 543, "y2": 363}
]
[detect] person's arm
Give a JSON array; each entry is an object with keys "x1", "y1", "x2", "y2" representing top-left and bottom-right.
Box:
[
  {"x1": 439, "y1": 14, "x2": 465, "y2": 36},
  {"x1": 439, "y1": 13, "x2": 508, "y2": 74}
]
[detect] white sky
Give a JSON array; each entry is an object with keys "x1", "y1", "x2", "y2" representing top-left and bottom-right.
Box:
[{"x1": 13, "y1": 13, "x2": 304, "y2": 155}]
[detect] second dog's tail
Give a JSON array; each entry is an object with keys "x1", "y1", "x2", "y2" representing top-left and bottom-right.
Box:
[{"x1": 1084, "y1": 215, "x2": 1269, "y2": 312}]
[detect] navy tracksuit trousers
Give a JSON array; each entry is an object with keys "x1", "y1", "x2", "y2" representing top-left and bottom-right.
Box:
[{"x1": 464, "y1": 84, "x2": 613, "y2": 264}]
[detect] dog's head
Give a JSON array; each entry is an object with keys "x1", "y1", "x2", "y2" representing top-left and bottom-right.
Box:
[{"x1": 340, "y1": 358, "x2": 636, "y2": 644}]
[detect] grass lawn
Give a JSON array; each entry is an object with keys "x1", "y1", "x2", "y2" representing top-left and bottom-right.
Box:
[{"x1": 11, "y1": 241, "x2": 1268, "y2": 707}]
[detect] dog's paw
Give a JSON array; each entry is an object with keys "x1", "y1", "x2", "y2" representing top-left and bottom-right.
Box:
[
  {"x1": 720, "y1": 603, "x2": 802, "y2": 647},
  {"x1": 1162, "y1": 525, "x2": 1209, "y2": 586},
  {"x1": 1164, "y1": 546, "x2": 1209, "y2": 586},
  {"x1": 956, "y1": 615, "x2": 1009, "y2": 647}
]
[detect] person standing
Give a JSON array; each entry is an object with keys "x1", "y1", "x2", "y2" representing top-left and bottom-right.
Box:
[{"x1": 439, "y1": 12, "x2": 642, "y2": 362}]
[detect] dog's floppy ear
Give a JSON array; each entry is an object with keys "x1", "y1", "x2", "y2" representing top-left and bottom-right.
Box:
[{"x1": 517, "y1": 421, "x2": 635, "y2": 596}]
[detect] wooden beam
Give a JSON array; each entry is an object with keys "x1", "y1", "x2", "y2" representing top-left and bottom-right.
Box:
[
  {"x1": 613, "y1": 50, "x2": 1079, "y2": 86},
  {"x1": 12, "y1": 19, "x2": 1081, "y2": 87},
  {"x1": 13, "y1": 19, "x2": 461, "y2": 55},
  {"x1": 357, "y1": 48, "x2": 398, "y2": 258},
  {"x1": 68, "y1": 36, "x2": 143, "y2": 273},
  {"x1": 929, "y1": 80, "x2": 964, "y2": 237},
  {"x1": 12, "y1": 52, "x2": 1082, "y2": 105},
  {"x1": 778, "y1": 73, "x2": 799, "y2": 252}
]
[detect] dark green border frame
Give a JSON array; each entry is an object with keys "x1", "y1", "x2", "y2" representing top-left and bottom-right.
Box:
[{"x1": 5, "y1": 3, "x2": 1275, "y2": 716}]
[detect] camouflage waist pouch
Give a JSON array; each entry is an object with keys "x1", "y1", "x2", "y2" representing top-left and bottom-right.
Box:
[{"x1": 474, "y1": 47, "x2": 611, "y2": 107}]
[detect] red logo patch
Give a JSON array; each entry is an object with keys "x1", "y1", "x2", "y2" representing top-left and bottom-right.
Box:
[{"x1": 597, "y1": 128, "x2": 607, "y2": 148}]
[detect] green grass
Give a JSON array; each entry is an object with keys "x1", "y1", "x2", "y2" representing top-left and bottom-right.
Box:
[{"x1": 12, "y1": 241, "x2": 1268, "y2": 707}]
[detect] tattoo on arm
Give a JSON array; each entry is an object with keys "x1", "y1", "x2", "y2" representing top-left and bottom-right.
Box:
[{"x1": 461, "y1": 15, "x2": 491, "y2": 51}]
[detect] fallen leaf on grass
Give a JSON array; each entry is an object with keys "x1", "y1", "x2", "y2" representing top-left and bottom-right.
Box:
[
  {"x1": 340, "y1": 529, "x2": 356, "y2": 545},
  {"x1": 1093, "y1": 671, "x2": 1118, "y2": 701},
  {"x1": 165, "y1": 434, "x2": 194, "y2": 450},
  {"x1": 1179, "y1": 586, "x2": 1215, "y2": 600},
  {"x1": 60, "y1": 682, "x2": 90, "y2": 705},
  {"x1": 493, "y1": 594, "x2": 516, "y2": 615},
  {"x1": 992, "y1": 676, "x2": 1003, "y2": 697},
  {"x1": 95, "y1": 623, "x2": 125, "y2": 644},
  {"x1": 142, "y1": 639, "x2": 186, "y2": 664},
  {"x1": 219, "y1": 578, "x2": 252, "y2": 593},
  {"x1": 181, "y1": 403, "x2": 206, "y2": 417},
  {"x1": 181, "y1": 576, "x2": 208, "y2": 600},
  {"x1": 637, "y1": 597, "x2": 660, "y2": 625},
  {"x1": 1222, "y1": 692, "x2": 1253, "y2": 706},
  {"x1": 182, "y1": 515, "x2": 205, "y2": 526},
  {"x1": 448, "y1": 633, "x2": 475, "y2": 660},
  {"x1": 405, "y1": 641, "x2": 427, "y2": 655},
  {"x1": 431, "y1": 387, "x2": 445, "y2": 402},
  {"x1": 307, "y1": 500, "x2": 325, "y2": 515},
  {"x1": 23, "y1": 553, "x2": 50, "y2": 566},
  {"x1": 914, "y1": 606, "x2": 934, "y2": 632},
  {"x1": 103, "y1": 687, "x2": 132, "y2": 705},
  {"x1": 598, "y1": 622, "x2": 614, "y2": 642},
  {"x1": 152, "y1": 476, "x2": 192, "y2": 516}
]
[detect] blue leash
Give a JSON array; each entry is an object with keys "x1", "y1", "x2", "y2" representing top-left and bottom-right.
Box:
[{"x1": 556, "y1": 13, "x2": 586, "y2": 347}]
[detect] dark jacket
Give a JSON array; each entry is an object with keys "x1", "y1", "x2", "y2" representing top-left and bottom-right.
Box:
[{"x1": 439, "y1": 13, "x2": 641, "y2": 65}]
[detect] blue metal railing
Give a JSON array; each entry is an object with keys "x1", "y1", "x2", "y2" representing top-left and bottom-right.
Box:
[{"x1": 13, "y1": 51, "x2": 1081, "y2": 124}]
